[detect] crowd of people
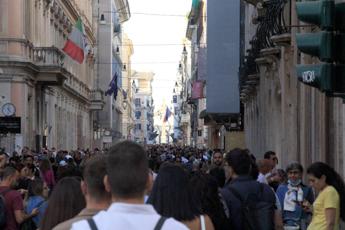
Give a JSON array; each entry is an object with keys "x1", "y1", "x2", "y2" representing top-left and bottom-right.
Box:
[{"x1": 0, "y1": 143, "x2": 344, "y2": 230}]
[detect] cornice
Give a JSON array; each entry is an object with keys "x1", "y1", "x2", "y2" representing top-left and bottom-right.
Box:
[{"x1": 59, "y1": 0, "x2": 96, "y2": 45}]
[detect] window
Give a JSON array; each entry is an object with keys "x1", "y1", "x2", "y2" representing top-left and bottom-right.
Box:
[
  {"x1": 135, "y1": 98, "x2": 141, "y2": 107},
  {"x1": 135, "y1": 124, "x2": 141, "y2": 130},
  {"x1": 173, "y1": 95, "x2": 177, "y2": 103},
  {"x1": 135, "y1": 111, "x2": 141, "y2": 119}
]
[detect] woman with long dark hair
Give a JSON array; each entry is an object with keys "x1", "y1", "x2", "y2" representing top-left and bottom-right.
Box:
[
  {"x1": 39, "y1": 158, "x2": 56, "y2": 191},
  {"x1": 305, "y1": 162, "x2": 345, "y2": 230},
  {"x1": 40, "y1": 177, "x2": 86, "y2": 230},
  {"x1": 190, "y1": 172, "x2": 230, "y2": 230},
  {"x1": 148, "y1": 163, "x2": 215, "y2": 230}
]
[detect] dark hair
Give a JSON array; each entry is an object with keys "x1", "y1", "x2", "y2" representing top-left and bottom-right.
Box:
[
  {"x1": 14, "y1": 163, "x2": 26, "y2": 173},
  {"x1": 190, "y1": 172, "x2": 230, "y2": 230},
  {"x1": 28, "y1": 178, "x2": 44, "y2": 197},
  {"x1": 264, "y1": 151, "x2": 276, "y2": 159},
  {"x1": 225, "y1": 148, "x2": 251, "y2": 175},
  {"x1": 106, "y1": 141, "x2": 148, "y2": 199},
  {"x1": 148, "y1": 163, "x2": 201, "y2": 221},
  {"x1": 249, "y1": 155, "x2": 259, "y2": 180},
  {"x1": 0, "y1": 166, "x2": 18, "y2": 179},
  {"x1": 40, "y1": 158, "x2": 52, "y2": 173},
  {"x1": 40, "y1": 177, "x2": 86, "y2": 230},
  {"x1": 209, "y1": 167, "x2": 226, "y2": 188},
  {"x1": 286, "y1": 162, "x2": 303, "y2": 173},
  {"x1": 307, "y1": 162, "x2": 345, "y2": 221},
  {"x1": 83, "y1": 156, "x2": 110, "y2": 201}
]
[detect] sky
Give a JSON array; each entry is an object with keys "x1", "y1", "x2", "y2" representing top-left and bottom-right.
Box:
[{"x1": 123, "y1": 0, "x2": 192, "y2": 109}]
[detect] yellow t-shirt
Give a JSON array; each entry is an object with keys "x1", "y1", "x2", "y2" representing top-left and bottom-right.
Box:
[{"x1": 307, "y1": 186, "x2": 340, "y2": 230}]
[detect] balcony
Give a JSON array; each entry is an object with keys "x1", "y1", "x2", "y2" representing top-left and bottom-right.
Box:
[
  {"x1": 90, "y1": 89, "x2": 105, "y2": 111},
  {"x1": 33, "y1": 46, "x2": 68, "y2": 85}
]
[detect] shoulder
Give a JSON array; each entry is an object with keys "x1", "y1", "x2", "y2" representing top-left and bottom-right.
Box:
[
  {"x1": 276, "y1": 184, "x2": 287, "y2": 191},
  {"x1": 260, "y1": 183, "x2": 276, "y2": 202},
  {"x1": 163, "y1": 218, "x2": 189, "y2": 230},
  {"x1": 71, "y1": 219, "x2": 90, "y2": 230},
  {"x1": 7, "y1": 189, "x2": 22, "y2": 200},
  {"x1": 323, "y1": 186, "x2": 339, "y2": 197},
  {"x1": 53, "y1": 214, "x2": 85, "y2": 230}
]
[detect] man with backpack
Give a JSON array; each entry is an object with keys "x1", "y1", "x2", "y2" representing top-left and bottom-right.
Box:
[
  {"x1": 221, "y1": 148, "x2": 277, "y2": 230},
  {"x1": 0, "y1": 166, "x2": 39, "y2": 230},
  {"x1": 72, "y1": 141, "x2": 187, "y2": 230}
]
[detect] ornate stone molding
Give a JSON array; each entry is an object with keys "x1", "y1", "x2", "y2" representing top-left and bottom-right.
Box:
[{"x1": 271, "y1": 33, "x2": 291, "y2": 47}]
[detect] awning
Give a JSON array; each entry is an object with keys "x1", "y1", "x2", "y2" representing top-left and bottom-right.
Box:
[{"x1": 199, "y1": 109, "x2": 208, "y2": 119}]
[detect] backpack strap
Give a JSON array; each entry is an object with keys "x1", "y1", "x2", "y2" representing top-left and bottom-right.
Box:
[
  {"x1": 228, "y1": 186, "x2": 244, "y2": 203},
  {"x1": 87, "y1": 218, "x2": 98, "y2": 230},
  {"x1": 200, "y1": 215, "x2": 206, "y2": 230},
  {"x1": 154, "y1": 216, "x2": 168, "y2": 230}
]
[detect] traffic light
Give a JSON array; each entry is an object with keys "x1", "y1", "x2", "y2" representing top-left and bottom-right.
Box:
[{"x1": 295, "y1": 0, "x2": 345, "y2": 95}]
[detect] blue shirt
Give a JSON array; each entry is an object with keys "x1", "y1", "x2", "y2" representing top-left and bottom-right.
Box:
[
  {"x1": 25, "y1": 196, "x2": 48, "y2": 227},
  {"x1": 276, "y1": 183, "x2": 314, "y2": 227}
]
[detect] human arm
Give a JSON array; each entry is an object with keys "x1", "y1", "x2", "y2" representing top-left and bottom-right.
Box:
[
  {"x1": 274, "y1": 210, "x2": 284, "y2": 230},
  {"x1": 14, "y1": 208, "x2": 39, "y2": 224},
  {"x1": 325, "y1": 208, "x2": 336, "y2": 230}
]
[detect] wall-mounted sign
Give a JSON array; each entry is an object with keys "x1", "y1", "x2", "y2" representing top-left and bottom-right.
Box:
[{"x1": 0, "y1": 117, "x2": 21, "y2": 134}]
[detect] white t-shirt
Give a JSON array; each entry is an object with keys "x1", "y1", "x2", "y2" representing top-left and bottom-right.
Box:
[
  {"x1": 257, "y1": 173, "x2": 268, "y2": 184},
  {"x1": 71, "y1": 202, "x2": 188, "y2": 230}
]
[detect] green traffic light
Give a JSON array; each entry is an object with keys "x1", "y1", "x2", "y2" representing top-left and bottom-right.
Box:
[
  {"x1": 296, "y1": 64, "x2": 345, "y2": 93},
  {"x1": 296, "y1": 32, "x2": 333, "y2": 62},
  {"x1": 335, "y1": 2, "x2": 345, "y2": 31},
  {"x1": 296, "y1": 0, "x2": 334, "y2": 30},
  {"x1": 296, "y1": 64, "x2": 333, "y2": 92}
]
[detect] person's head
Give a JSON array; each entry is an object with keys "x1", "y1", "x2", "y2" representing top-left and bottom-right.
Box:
[
  {"x1": 81, "y1": 155, "x2": 111, "y2": 204},
  {"x1": 257, "y1": 159, "x2": 271, "y2": 175},
  {"x1": 209, "y1": 167, "x2": 226, "y2": 188},
  {"x1": 105, "y1": 141, "x2": 149, "y2": 200},
  {"x1": 189, "y1": 172, "x2": 228, "y2": 229},
  {"x1": 28, "y1": 178, "x2": 46, "y2": 197},
  {"x1": 0, "y1": 166, "x2": 20, "y2": 188},
  {"x1": 264, "y1": 151, "x2": 278, "y2": 168},
  {"x1": 307, "y1": 162, "x2": 345, "y2": 221},
  {"x1": 224, "y1": 148, "x2": 251, "y2": 180},
  {"x1": 175, "y1": 156, "x2": 182, "y2": 164},
  {"x1": 24, "y1": 155, "x2": 34, "y2": 166},
  {"x1": 39, "y1": 158, "x2": 52, "y2": 173},
  {"x1": 212, "y1": 150, "x2": 223, "y2": 167},
  {"x1": 286, "y1": 162, "x2": 303, "y2": 186},
  {"x1": 148, "y1": 163, "x2": 200, "y2": 221},
  {"x1": 15, "y1": 163, "x2": 29, "y2": 178},
  {"x1": 40, "y1": 177, "x2": 86, "y2": 230},
  {"x1": 0, "y1": 151, "x2": 7, "y2": 169}
]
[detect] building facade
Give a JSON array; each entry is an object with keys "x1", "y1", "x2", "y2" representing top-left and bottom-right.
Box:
[
  {"x1": 0, "y1": 0, "x2": 102, "y2": 152},
  {"x1": 121, "y1": 34, "x2": 135, "y2": 141},
  {"x1": 132, "y1": 71, "x2": 154, "y2": 144},
  {"x1": 240, "y1": 0, "x2": 345, "y2": 178},
  {"x1": 95, "y1": 0, "x2": 130, "y2": 148}
]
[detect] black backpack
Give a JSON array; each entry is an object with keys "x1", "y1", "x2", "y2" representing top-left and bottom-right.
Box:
[
  {"x1": 229, "y1": 184, "x2": 275, "y2": 230},
  {"x1": 0, "y1": 188, "x2": 11, "y2": 228}
]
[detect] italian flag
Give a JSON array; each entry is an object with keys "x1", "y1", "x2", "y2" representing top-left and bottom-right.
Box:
[{"x1": 62, "y1": 18, "x2": 86, "y2": 64}]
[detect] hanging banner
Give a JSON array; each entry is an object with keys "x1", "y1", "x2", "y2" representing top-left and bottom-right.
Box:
[{"x1": 191, "y1": 80, "x2": 205, "y2": 99}]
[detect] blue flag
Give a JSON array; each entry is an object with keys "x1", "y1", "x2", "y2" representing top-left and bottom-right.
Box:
[
  {"x1": 105, "y1": 73, "x2": 118, "y2": 100},
  {"x1": 163, "y1": 107, "x2": 172, "y2": 123}
]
